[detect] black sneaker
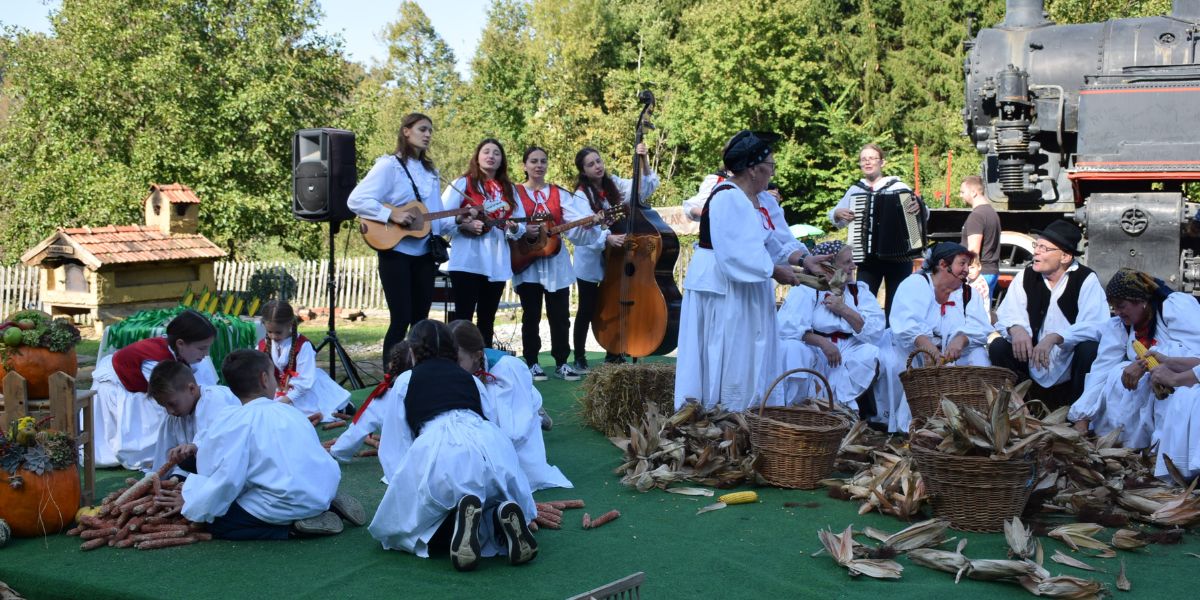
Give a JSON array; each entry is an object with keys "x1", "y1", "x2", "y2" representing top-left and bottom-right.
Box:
[
  {"x1": 572, "y1": 359, "x2": 590, "y2": 374},
  {"x1": 496, "y1": 501, "x2": 538, "y2": 565},
  {"x1": 604, "y1": 353, "x2": 627, "y2": 364},
  {"x1": 450, "y1": 495, "x2": 483, "y2": 572},
  {"x1": 529, "y1": 363, "x2": 548, "y2": 382}
]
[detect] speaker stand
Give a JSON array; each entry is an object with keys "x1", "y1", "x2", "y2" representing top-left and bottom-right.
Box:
[{"x1": 313, "y1": 220, "x2": 365, "y2": 390}]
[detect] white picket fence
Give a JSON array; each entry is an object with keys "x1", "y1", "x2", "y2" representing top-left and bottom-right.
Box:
[{"x1": 0, "y1": 265, "x2": 40, "y2": 315}]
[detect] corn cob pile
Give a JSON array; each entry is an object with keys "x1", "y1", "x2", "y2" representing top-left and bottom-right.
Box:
[
  {"x1": 611, "y1": 400, "x2": 759, "y2": 492},
  {"x1": 66, "y1": 462, "x2": 211, "y2": 551}
]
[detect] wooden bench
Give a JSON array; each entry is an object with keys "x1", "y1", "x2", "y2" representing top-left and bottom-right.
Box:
[{"x1": 0, "y1": 371, "x2": 97, "y2": 505}]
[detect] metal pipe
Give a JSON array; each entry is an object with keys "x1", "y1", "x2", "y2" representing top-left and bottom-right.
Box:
[{"x1": 1003, "y1": 0, "x2": 1048, "y2": 29}]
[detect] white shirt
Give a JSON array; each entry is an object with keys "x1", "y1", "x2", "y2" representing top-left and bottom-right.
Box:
[
  {"x1": 571, "y1": 172, "x2": 661, "y2": 283},
  {"x1": 996, "y1": 264, "x2": 1108, "y2": 385},
  {"x1": 778, "y1": 281, "x2": 885, "y2": 345},
  {"x1": 682, "y1": 173, "x2": 727, "y2": 222},
  {"x1": 182, "y1": 398, "x2": 340, "y2": 524},
  {"x1": 347, "y1": 155, "x2": 446, "y2": 257},
  {"x1": 443, "y1": 177, "x2": 528, "y2": 282},
  {"x1": 512, "y1": 184, "x2": 602, "y2": 292},
  {"x1": 152, "y1": 385, "x2": 241, "y2": 477},
  {"x1": 890, "y1": 272, "x2": 994, "y2": 353}
]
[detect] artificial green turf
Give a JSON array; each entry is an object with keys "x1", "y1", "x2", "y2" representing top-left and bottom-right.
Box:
[{"x1": 1, "y1": 353, "x2": 1197, "y2": 599}]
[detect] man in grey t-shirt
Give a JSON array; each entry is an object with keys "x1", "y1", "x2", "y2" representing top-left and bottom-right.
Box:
[{"x1": 959, "y1": 175, "x2": 1001, "y2": 298}]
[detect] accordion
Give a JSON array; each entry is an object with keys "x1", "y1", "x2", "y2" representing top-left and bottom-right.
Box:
[{"x1": 845, "y1": 191, "x2": 927, "y2": 262}]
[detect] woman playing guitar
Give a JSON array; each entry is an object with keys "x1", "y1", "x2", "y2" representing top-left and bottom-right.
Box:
[
  {"x1": 347, "y1": 112, "x2": 448, "y2": 363},
  {"x1": 442, "y1": 138, "x2": 537, "y2": 348},
  {"x1": 513, "y1": 146, "x2": 605, "y2": 381},
  {"x1": 570, "y1": 143, "x2": 659, "y2": 371}
]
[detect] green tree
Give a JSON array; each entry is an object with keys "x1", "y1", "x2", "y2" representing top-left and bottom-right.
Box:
[
  {"x1": 0, "y1": 0, "x2": 356, "y2": 262},
  {"x1": 459, "y1": 0, "x2": 538, "y2": 154}
]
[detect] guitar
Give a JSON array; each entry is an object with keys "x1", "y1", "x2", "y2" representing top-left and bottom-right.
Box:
[
  {"x1": 358, "y1": 202, "x2": 475, "y2": 251},
  {"x1": 510, "y1": 204, "x2": 628, "y2": 275}
]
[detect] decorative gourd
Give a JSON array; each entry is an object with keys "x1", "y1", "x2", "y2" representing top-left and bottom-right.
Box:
[
  {"x1": 0, "y1": 518, "x2": 11, "y2": 547},
  {"x1": 0, "y1": 347, "x2": 79, "y2": 398},
  {"x1": 0, "y1": 467, "x2": 81, "y2": 537}
]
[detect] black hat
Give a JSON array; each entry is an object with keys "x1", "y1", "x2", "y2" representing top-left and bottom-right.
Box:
[
  {"x1": 928, "y1": 242, "x2": 971, "y2": 267},
  {"x1": 722, "y1": 130, "x2": 773, "y2": 172},
  {"x1": 1030, "y1": 219, "x2": 1083, "y2": 256}
]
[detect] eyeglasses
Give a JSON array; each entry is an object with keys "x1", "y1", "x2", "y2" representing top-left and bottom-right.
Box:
[
  {"x1": 1032, "y1": 243, "x2": 1061, "y2": 254},
  {"x1": 858, "y1": 157, "x2": 882, "y2": 164}
]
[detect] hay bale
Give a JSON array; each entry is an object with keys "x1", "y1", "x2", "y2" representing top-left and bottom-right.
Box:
[{"x1": 579, "y1": 362, "x2": 675, "y2": 437}]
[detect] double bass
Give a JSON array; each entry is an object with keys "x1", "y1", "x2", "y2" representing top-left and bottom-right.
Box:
[{"x1": 593, "y1": 91, "x2": 683, "y2": 358}]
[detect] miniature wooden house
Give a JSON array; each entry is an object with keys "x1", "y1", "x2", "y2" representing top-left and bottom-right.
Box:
[{"x1": 20, "y1": 184, "x2": 226, "y2": 334}]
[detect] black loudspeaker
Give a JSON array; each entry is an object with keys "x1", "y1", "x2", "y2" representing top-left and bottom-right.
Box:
[{"x1": 292, "y1": 128, "x2": 357, "y2": 222}]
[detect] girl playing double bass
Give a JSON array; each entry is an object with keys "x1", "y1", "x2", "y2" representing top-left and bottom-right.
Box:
[
  {"x1": 514, "y1": 147, "x2": 601, "y2": 381},
  {"x1": 570, "y1": 143, "x2": 659, "y2": 370},
  {"x1": 442, "y1": 138, "x2": 537, "y2": 348}
]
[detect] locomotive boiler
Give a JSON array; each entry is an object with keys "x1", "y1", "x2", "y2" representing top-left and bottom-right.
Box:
[{"x1": 947, "y1": 0, "x2": 1200, "y2": 291}]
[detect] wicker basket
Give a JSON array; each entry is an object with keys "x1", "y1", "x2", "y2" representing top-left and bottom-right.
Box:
[
  {"x1": 899, "y1": 349, "x2": 1017, "y2": 421},
  {"x1": 745, "y1": 368, "x2": 852, "y2": 490},
  {"x1": 911, "y1": 443, "x2": 1036, "y2": 532}
]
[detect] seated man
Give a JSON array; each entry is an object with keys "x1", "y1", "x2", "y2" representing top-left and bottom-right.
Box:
[
  {"x1": 989, "y1": 220, "x2": 1106, "y2": 409},
  {"x1": 874, "y1": 242, "x2": 995, "y2": 432}
]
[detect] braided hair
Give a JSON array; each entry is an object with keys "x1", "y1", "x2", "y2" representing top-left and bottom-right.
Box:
[
  {"x1": 260, "y1": 300, "x2": 300, "y2": 375},
  {"x1": 385, "y1": 340, "x2": 414, "y2": 378},
  {"x1": 406, "y1": 319, "x2": 458, "y2": 364}
]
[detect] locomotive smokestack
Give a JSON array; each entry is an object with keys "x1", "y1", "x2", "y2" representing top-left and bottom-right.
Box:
[
  {"x1": 1003, "y1": 0, "x2": 1049, "y2": 28},
  {"x1": 1174, "y1": 0, "x2": 1200, "y2": 21}
]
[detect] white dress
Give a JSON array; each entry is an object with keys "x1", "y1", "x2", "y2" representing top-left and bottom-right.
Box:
[
  {"x1": 874, "y1": 272, "x2": 995, "y2": 432},
  {"x1": 1152, "y1": 364, "x2": 1200, "y2": 480},
  {"x1": 368, "y1": 368, "x2": 535, "y2": 558},
  {"x1": 995, "y1": 265, "x2": 1108, "y2": 387},
  {"x1": 1069, "y1": 293, "x2": 1200, "y2": 449},
  {"x1": 182, "y1": 398, "x2": 341, "y2": 525},
  {"x1": 777, "y1": 281, "x2": 885, "y2": 410},
  {"x1": 90, "y1": 348, "x2": 219, "y2": 470},
  {"x1": 483, "y1": 352, "x2": 572, "y2": 491},
  {"x1": 151, "y1": 384, "x2": 241, "y2": 477},
  {"x1": 265, "y1": 336, "x2": 351, "y2": 422},
  {"x1": 674, "y1": 184, "x2": 787, "y2": 412}
]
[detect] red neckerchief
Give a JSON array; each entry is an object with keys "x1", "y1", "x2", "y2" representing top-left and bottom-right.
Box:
[
  {"x1": 939, "y1": 300, "x2": 956, "y2": 316},
  {"x1": 258, "y1": 335, "x2": 309, "y2": 395},
  {"x1": 113, "y1": 337, "x2": 175, "y2": 393},
  {"x1": 474, "y1": 369, "x2": 497, "y2": 384},
  {"x1": 464, "y1": 177, "x2": 512, "y2": 220},
  {"x1": 353, "y1": 374, "x2": 394, "y2": 424},
  {"x1": 757, "y1": 207, "x2": 775, "y2": 230},
  {"x1": 1133, "y1": 322, "x2": 1156, "y2": 352},
  {"x1": 515, "y1": 185, "x2": 563, "y2": 224}
]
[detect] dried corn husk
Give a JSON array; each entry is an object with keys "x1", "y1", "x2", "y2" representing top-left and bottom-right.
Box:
[
  {"x1": 1110, "y1": 529, "x2": 1150, "y2": 550},
  {"x1": 1050, "y1": 550, "x2": 1099, "y2": 572},
  {"x1": 817, "y1": 525, "x2": 903, "y2": 579},
  {"x1": 1149, "y1": 477, "x2": 1200, "y2": 527},
  {"x1": 967, "y1": 559, "x2": 1049, "y2": 581},
  {"x1": 869, "y1": 518, "x2": 950, "y2": 552},
  {"x1": 1116, "y1": 560, "x2": 1130, "y2": 591},
  {"x1": 1004, "y1": 517, "x2": 1038, "y2": 560},
  {"x1": 615, "y1": 400, "x2": 759, "y2": 491},
  {"x1": 1048, "y1": 523, "x2": 1115, "y2": 557},
  {"x1": 1018, "y1": 574, "x2": 1105, "y2": 599},
  {"x1": 907, "y1": 539, "x2": 971, "y2": 583}
]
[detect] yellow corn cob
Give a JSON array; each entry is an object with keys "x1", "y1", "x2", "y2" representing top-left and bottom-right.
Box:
[
  {"x1": 232, "y1": 297, "x2": 246, "y2": 316},
  {"x1": 1132, "y1": 340, "x2": 1159, "y2": 368},
  {"x1": 247, "y1": 297, "x2": 262, "y2": 318},
  {"x1": 206, "y1": 294, "x2": 221, "y2": 314},
  {"x1": 718, "y1": 491, "x2": 758, "y2": 505},
  {"x1": 181, "y1": 284, "x2": 195, "y2": 307},
  {"x1": 196, "y1": 287, "x2": 211, "y2": 310},
  {"x1": 221, "y1": 294, "x2": 236, "y2": 315}
]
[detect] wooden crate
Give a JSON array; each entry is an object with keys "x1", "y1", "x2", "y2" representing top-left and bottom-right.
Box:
[{"x1": 0, "y1": 371, "x2": 97, "y2": 505}]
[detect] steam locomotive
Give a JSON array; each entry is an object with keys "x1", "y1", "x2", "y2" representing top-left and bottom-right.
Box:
[{"x1": 934, "y1": 0, "x2": 1200, "y2": 292}]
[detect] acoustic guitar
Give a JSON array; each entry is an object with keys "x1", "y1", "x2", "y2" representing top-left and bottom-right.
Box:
[
  {"x1": 358, "y1": 202, "x2": 474, "y2": 251},
  {"x1": 509, "y1": 204, "x2": 628, "y2": 275}
]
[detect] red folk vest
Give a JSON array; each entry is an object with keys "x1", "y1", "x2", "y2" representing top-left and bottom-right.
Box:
[
  {"x1": 113, "y1": 337, "x2": 175, "y2": 393},
  {"x1": 515, "y1": 185, "x2": 564, "y2": 224}
]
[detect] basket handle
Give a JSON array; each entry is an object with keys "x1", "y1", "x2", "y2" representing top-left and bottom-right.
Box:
[
  {"x1": 905, "y1": 348, "x2": 940, "y2": 370},
  {"x1": 758, "y1": 367, "x2": 836, "y2": 416}
]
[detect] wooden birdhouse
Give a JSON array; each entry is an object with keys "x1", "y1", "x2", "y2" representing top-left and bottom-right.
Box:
[{"x1": 20, "y1": 183, "x2": 226, "y2": 336}]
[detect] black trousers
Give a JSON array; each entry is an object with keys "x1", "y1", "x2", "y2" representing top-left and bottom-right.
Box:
[
  {"x1": 516, "y1": 282, "x2": 571, "y2": 367},
  {"x1": 209, "y1": 501, "x2": 290, "y2": 541},
  {"x1": 988, "y1": 338, "x2": 1100, "y2": 410},
  {"x1": 573, "y1": 279, "x2": 598, "y2": 363},
  {"x1": 449, "y1": 271, "x2": 506, "y2": 347},
  {"x1": 857, "y1": 258, "x2": 912, "y2": 324},
  {"x1": 378, "y1": 250, "x2": 437, "y2": 364}
]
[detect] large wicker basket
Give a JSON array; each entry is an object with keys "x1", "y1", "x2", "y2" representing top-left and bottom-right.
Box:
[
  {"x1": 899, "y1": 349, "x2": 1017, "y2": 421},
  {"x1": 911, "y1": 443, "x2": 1036, "y2": 532},
  {"x1": 745, "y1": 368, "x2": 851, "y2": 490}
]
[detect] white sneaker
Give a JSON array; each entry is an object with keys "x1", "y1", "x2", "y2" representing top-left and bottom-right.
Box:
[
  {"x1": 554, "y1": 363, "x2": 581, "y2": 381},
  {"x1": 529, "y1": 364, "x2": 548, "y2": 381}
]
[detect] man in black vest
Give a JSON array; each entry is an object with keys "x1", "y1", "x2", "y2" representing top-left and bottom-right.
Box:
[{"x1": 988, "y1": 220, "x2": 1108, "y2": 408}]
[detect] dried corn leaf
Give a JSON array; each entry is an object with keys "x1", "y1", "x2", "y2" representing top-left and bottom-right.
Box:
[
  {"x1": 1050, "y1": 550, "x2": 1099, "y2": 572},
  {"x1": 1018, "y1": 574, "x2": 1105, "y2": 599},
  {"x1": 696, "y1": 502, "x2": 726, "y2": 515},
  {"x1": 1116, "y1": 560, "x2": 1130, "y2": 591},
  {"x1": 1048, "y1": 523, "x2": 1112, "y2": 555},
  {"x1": 967, "y1": 559, "x2": 1048, "y2": 581},
  {"x1": 1005, "y1": 517, "x2": 1038, "y2": 560},
  {"x1": 879, "y1": 518, "x2": 949, "y2": 552},
  {"x1": 908, "y1": 540, "x2": 971, "y2": 583},
  {"x1": 1110, "y1": 529, "x2": 1149, "y2": 551},
  {"x1": 817, "y1": 525, "x2": 903, "y2": 579},
  {"x1": 665, "y1": 487, "x2": 713, "y2": 497},
  {"x1": 846, "y1": 559, "x2": 904, "y2": 579}
]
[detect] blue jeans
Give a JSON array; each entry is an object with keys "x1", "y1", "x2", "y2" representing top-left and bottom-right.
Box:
[{"x1": 982, "y1": 273, "x2": 998, "y2": 299}]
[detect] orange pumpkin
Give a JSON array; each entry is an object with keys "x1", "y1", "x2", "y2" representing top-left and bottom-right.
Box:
[
  {"x1": 0, "y1": 466, "x2": 81, "y2": 537},
  {"x1": 0, "y1": 347, "x2": 78, "y2": 398}
]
